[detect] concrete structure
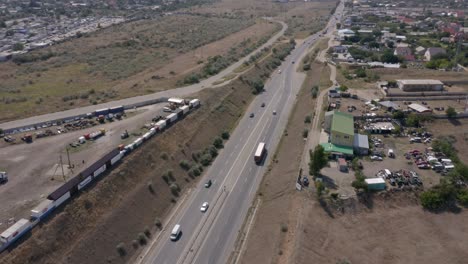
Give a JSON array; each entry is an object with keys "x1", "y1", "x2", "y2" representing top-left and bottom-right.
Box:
[
  {"x1": 365, "y1": 178, "x2": 386, "y2": 190},
  {"x1": 408, "y1": 103, "x2": 432, "y2": 113},
  {"x1": 353, "y1": 133, "x2": 369, "y2": 155},
  {"x1": 397, "y1": 79, "x2": 444, "y2": 92},
  {"x1": 330, "y1": 111, "x2": 354, "y2": 147}
]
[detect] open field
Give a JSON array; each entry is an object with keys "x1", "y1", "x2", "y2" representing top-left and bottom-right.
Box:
[
  {"x1": 294, "y1": 192, "x2": 468, "y2": 264},
  {"x1": 0, "y1": 13, "x2": 281, "y2": 122},
  {"x1": 239, "y1": 62, "x2": 328, "y2": 264},
  {"x1": 336, "y1": 65, "x2": 468, "y2": 91},
  {"x1": 426, "y1": 119, "x2": 468, "y2": 164}
]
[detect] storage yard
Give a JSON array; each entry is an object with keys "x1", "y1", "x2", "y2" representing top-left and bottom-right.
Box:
[{"x1": 0, "y1": 98, "x2": 200, "y2": 253}]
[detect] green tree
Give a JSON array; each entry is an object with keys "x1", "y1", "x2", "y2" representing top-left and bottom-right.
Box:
[
  {"x1": 381, "y1": 50, "x2": 400, "y2": 63},
  {"x1": 406, "y1": 113, "x2": 420, "y2": 127},
  {"x1": 12, "y1": 42, "x2": 24, "y2": 51},
  {"x1": 392, "y1": 110, "x2": 405, "y2": 119},
  {"x1": 420, "y1": 190, "x2": 444, "y2": 210},
  {"x1": 309, "y1": 145, "x2": 328, "y2": 177},
  {"x1": 446, "y1": 106, "x2": 457, "y2": 118}
]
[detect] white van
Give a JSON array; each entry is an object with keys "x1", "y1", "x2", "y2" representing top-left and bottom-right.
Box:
[{"x1": 170, "y1": 224, "x2": 181, "y2": 241}]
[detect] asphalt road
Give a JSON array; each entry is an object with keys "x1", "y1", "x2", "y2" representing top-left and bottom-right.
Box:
[
  {"x1": 0, "y1": 20, "x2": 287, "y2": 132},
  {"x1": 139, "y1": 3, "x2": 344, "y2": 264}
]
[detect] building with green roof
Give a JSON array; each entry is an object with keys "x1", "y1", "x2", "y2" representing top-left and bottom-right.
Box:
[{"x1": 330, "y1": 111, "x2": 354, "y2": 148}]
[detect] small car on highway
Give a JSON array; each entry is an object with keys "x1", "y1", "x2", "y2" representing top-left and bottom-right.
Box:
[
  {"x1": 200, "y1": 202, "x2": 209, "y2": 213},
  {"x1": 205, "y1": 180, "x2": 212, "y2": 188},
  {"x1": 273, "y1": 110, "x2": 277, "y2": 115},
  {"x1": 250, "y1": 113, "x2": 254, "y2": 118},
  {"x1": 261, "y1": 103, "x2": 265, "y2": 107}
]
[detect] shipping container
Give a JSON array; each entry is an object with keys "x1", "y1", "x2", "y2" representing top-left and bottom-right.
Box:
[
  {"x1": 31, "y1": 200, "x2": 55, "y2": 220},
  {"x1": 78, "y1": 176, "x2": 93, "y2": 190},
  {"x1": 135, "y1": 138, "x2": 144, "y2": 147},
  {"x1": 189, "y1": 99, "x2": 200, "y2": 108},
  {"x1": 166, "y1": 113, "x2": 178, "y2": 124},
  {"x1": 47, "y1": 177, "x2": 80, "y2": 201},
  {"x1": 175, "y1": 109, "x2": 183, "y2": 118},
  {"x1": 93, "y1": 165, "x2": 107, "y2": 178},
  {"x1": 0, "y1": 219, "x2": 32, "y2": 244},
  {"x1": 110, "y1": 152, "x2": 123, "y2": 166},
  {"x1": 143, "y1": 132, "x2": 152, "y2": 141},
  {"x1": 180, "y1": 105, "x2": 190, "y2": 115},
  {"x1": 149, "y1": 127, "x2": 156, "y2": 136},
  {"x1": 155, "y1": 120, "x2": 166, "y2": 131},
  {"x1": 78, "y1": 148, "x2": 119, "y2": 179},
  {"x1": 95, "y1": 108, "x2": 110, "y2": 116},
  {"x1": 109, "y1": 106, "x2": 124, "y2": 114},
  {"x1": 52, "y1": 191, "x2": 71, "y2": 208}
]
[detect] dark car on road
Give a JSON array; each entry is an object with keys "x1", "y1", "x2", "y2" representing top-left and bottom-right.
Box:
[
  {"x1": 250, "y1": 113, "x2": 254, "y2": 118},
  {"x1": 205, "y1": 180, "x2": 212, "y2": 188}
]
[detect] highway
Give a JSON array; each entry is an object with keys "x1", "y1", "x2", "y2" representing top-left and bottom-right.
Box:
[
  {"x1": 0, "y1": 20, "x2": 287, "y2": 132},
  {"x1": 139, "y1": 2, "x2": 344, "y2": 264}
]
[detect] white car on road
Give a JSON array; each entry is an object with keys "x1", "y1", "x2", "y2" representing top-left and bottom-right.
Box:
[{"x1": 200, "y1": 202, "x2": 209, "y2": 212}]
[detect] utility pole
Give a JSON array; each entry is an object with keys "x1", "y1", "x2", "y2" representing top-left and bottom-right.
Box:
[{"x1": 66, "y1": 147, "x2": 71, "y2": 168}]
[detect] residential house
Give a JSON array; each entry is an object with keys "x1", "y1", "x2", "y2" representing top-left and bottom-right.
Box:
[
  {"x1": 424, "y1": 47, "x2": 446, "y2": 61},
  {"x1": 394, "y1": 46, "x2": 415, "y2": 61},
  {"x1": 333, "y1": 45, "x2": 348, "y2": 53},
  {"x1": 415, "y1": 46, "x2": 425, "y2": 55}
]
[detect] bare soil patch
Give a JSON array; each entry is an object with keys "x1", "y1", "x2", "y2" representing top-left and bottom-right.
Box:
[{"x1": 294, "y1": 192, "x2": 468, "y2": 264}]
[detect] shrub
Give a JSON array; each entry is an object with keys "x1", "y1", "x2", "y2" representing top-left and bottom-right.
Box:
[
  {"x1": 116, "y1": 242, "x2": 126, "y2": 256},
  {"x1": 190, "y1": 165, "x2": 201, "y2": 177},
  {"x1": 213, "y1": 137, "x2": 223, "y2": 149},
  {"x1": 154, "y1": 218, "x2": 162, "y2": 228},
  {"x1": 170, "y1": 183, "x2": 180, "y2": 196},
  {"x1": 280, "y1": 224, "x2": 288, "y2": 232},
  {"x1": 304, "y1": 115, "x2": 311, "y2": 123},
  {"x1": 160, "y1": 152, "x2": 168, "y2": 160},
  {"x1": 144, "y1": 226, "x2": 151, "y2": 237},
  {"x1": 208, "y1": 146, "x2": 218, "y2": 157},
  {"x1": 221, "y1": 131, "x2": 230, "y2": 140},
  {"x1": 200, "y1": 153, "x2": 213, "y2": 166},
  {"x1": 311, "y1": 85, "x2": 319, "y2": 98},
  {"x1": 162, "y1": 175, "x2": 169, "y2": 184},
  {"x1": 302, "y1": 129, "x2": 309, "y2": 138},
  {"x1": 148, "y1": 181, "x2": 154, "y2": 193},
  {"x1": 165, "y1": 169, "x2": 175, "y2": 182},
  {"x1": 179, "y1": 160, "x2": 191, "y2": 171},
  {"x1": 303, "y1": 63, "x2": 311, "y2": 71},
  {"x1": 137, "y1": 233, "x2": 147, "y2": 245},
  {"x1": 420, "y1": 190, "x2": 444, "y2": 210}
]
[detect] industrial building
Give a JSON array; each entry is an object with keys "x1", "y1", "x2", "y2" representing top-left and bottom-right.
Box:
[
  {"x1": 397, "y1": 79, "x2": 444, "y2": 92},
  {"x1": 407, "y1": 103, "x2": 432, "y2": 113},
  {"x1": 322, "y1": 111, "x2": 369, "y2": 157}
]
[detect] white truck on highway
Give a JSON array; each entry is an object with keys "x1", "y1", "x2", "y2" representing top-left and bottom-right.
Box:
[{"x1": 254, "y1": 142, "x2": 266, "y2": 164}]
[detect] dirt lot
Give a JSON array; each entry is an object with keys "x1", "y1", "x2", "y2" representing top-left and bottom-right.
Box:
[
  {"x1": 294, "y1": 192, "x2": 468, "y2": 264},
  {"x1": 239, "y1": 62, "x2": 328, "y2": 264},
  {"x1": 0, "y1": 14, "x2": 279, "y2": 122},
  {"x1": 0, "y1": 104, "x2": 166, "y2": 226},
  {"x1": 336, "y1": 65, "x2": 468, "y2": 92},
  {"x1": 426, "y1": 119, "x2": 468, "y2": 164}
]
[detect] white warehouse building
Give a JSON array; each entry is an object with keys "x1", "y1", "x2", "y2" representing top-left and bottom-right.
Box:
[{"x1": 397, "y1": 79, "x2": 444, "y2": 92}]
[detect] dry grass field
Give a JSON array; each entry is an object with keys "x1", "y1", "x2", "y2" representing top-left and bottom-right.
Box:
[{"x1": 0, "y1": 14, "x2": 279, "y2": 122}]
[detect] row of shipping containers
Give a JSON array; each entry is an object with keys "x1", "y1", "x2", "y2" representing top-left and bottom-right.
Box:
[{"x1": 0, "y1": 99, "x2": 200, "y2": 252}]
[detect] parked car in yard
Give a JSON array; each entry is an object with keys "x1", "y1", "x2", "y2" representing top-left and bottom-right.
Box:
[{"x1": 370, "y1": 155, "x2": 383, "y2": 161}]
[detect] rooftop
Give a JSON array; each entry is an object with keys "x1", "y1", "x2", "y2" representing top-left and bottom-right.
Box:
[
  {"x1": 320, "y1": 143, "x2": 354, "y2": 155},
  {"x1": 408, "y1": 103, "x2": 432, "y2": 113},
  {"x1": 331, "y1": 111, "x2": 354, "y2": 136},
  {"x1": 365, "y1": 178, "x2": 385, "y2": 184},
  {"x1": 397, "y1": 79, "x2": 443, "y2": 85}
]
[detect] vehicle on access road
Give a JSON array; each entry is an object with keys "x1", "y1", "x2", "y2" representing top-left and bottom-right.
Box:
[{"x1": 200, "y1": 202, "x2": 209, "y2": 212}]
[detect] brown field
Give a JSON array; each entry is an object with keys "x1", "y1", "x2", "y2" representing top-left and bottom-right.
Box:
[
  {"x1": 0, "y1": 14, "x2": 279, "y2": 122},
  {"x1": 336, "y1": 65, "x2": 468, "y2": 91},
  {"x1": 426, "y1": 119, "x2": 468, "y2": 164},
  {"x1": 294, "y1": 192, "x2": 468, "y2": 264}
]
